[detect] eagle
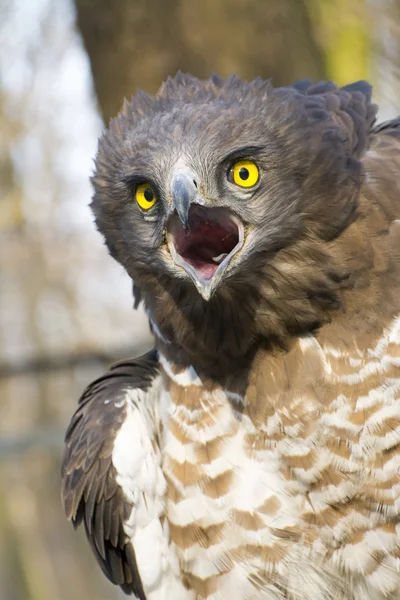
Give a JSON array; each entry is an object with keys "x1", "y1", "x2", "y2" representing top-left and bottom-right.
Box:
[{"x1": 61, "y1": 74, "x2": 400, "y2": 600}]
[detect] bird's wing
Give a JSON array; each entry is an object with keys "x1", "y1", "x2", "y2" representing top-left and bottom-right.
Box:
[
  {"x1": 364, "y1": 115, "x2": 400, "y2": 222},
  {"x1": 61, "y1": 350, "x2": 173, "y2": 598},
  {"x1": 371, "y1": 116, "x2": 400, "y2": 137}
]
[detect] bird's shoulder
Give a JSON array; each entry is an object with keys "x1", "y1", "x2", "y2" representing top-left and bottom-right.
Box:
[
  {"x1": 365, "y1": 116, "x2": 400, "y2": 214},
  {"x1": 367, "y1": 115, "x2": 400, "y2": 164}
]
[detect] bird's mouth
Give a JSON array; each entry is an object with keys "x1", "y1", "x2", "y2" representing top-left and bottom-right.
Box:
[{"x1": 167, "y1": 204, "x2": 244, "y2": 300}]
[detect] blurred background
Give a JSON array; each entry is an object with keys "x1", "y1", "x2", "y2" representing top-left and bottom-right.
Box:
[{"x1": 0, "y1": 0, "x2": 399, "y2": 598}]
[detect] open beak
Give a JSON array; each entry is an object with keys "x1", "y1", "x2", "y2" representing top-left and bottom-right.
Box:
[{"x1": 167, "y1": 171, "x2": 244, "y2": 300}]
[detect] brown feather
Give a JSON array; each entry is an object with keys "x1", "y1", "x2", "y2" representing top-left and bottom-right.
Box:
[{"x1": 61, "y1": 351, "x2": 159, "y2": 597}]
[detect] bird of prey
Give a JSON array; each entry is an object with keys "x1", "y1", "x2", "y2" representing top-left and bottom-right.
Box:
[{"x1": 61, "y1": 74, "x2": 400, "y2": 600}]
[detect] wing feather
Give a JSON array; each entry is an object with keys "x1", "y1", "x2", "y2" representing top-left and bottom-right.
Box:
[
  {"x1": 371, "y1": 116, "x2": 400, "y2": 137},
  {"x1": 364, "y1": 114, "x2": 400, "y2": 224},
  {"x1": 61, "y1": 350, "x2": 160, "y2": 598}
]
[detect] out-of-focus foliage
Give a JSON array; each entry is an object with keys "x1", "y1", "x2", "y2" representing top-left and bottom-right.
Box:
[
  {"x1": 0, "y1": 0, "x2": 399, "y2": 598},
  {"x1": 308, "y1": 0, "x2": 372, "y2": 84}
]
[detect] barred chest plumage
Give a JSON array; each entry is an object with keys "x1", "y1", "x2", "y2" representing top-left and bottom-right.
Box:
[{"x1": 158, "y1": 316, "x2": 400, "y2": 600}]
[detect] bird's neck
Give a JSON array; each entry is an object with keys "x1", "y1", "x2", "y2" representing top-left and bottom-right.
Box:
[
  {"x1": 144, "y1": 285, "x2": 336, "y2": 386},
  {"x1": 140, "y1": 198, "x2": 396, "y2": 385},
  {"x1": 140, "y1": 240, "x2": 351, "y2": 383}
]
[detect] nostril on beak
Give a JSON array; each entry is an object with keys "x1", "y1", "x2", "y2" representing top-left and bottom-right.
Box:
[{"x1": 193, "y1": 179, "x2": 198, "y2": 188}]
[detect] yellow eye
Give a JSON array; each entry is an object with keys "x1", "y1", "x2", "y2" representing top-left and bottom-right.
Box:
[
  {"x1": 230, "y1": 160, "x2": 259, "y2": 188},
  {"x1": 135, "y1": 182, "x2": 157, "y2": 210}
]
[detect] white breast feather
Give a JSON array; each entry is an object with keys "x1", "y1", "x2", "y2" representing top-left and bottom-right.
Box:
[
  {"x1": 158, "y1": 317, "x2": 400, "y2": 599},
  {"x1": 112, "y1": 382, "x2": 193, "y2": 600}
]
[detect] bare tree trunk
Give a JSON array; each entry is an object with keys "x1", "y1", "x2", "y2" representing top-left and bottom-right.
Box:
[{"x1": 74, "y1": 0, "x2": 325, "y2": 122}]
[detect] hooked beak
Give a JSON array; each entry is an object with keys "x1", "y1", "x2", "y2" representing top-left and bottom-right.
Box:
[
  {"x1": 167, "y1": 169, "x2": 244, "y2": 301},
  {"x1": 170, "y1": 170, "x2": 199, "y2": 230}
]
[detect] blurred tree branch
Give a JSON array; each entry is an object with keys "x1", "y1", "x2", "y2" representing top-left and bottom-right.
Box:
[
  {"x1": 0, "y1": 345, "x2": 149, "y2": 378},
  {"x1": 74, "y1": 0, "x2": 326, "y2": 122}
]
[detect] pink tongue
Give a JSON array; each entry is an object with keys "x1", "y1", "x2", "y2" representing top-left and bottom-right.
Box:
[
  {"x1": 181, "y1": 243, "x2": 219, "y2": 279},
  {"x1": 194, "y1": 263, "x2": 218, "y2": 280}
]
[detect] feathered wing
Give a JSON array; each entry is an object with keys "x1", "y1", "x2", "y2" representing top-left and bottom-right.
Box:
[
  {"x1": 365, "y1": 114, "x2": 400, "y2": 221},
  {"x1": 61, "y1": 350, "x2": 185, "y2": 599},
  {"x1": 371, "y1": 115, "x2": 400, "y2": 137}
]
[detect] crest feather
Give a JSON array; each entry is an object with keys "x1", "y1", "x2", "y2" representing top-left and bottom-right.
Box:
[{"x1": 122, "y1": 72, "x2": 276, "y2": 121}]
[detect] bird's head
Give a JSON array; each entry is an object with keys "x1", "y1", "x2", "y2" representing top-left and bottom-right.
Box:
[{"x1": 91, "y1": 73, "x2": 376, "y2": 365}]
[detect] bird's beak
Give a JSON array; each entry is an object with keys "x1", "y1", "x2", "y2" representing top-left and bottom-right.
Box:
[
  {"x1": 167, "y1": 169, "x2": 244, "y2": 301},
  {"x1": 170, "y1": 170, "x2": 199, "y2": 231}
]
